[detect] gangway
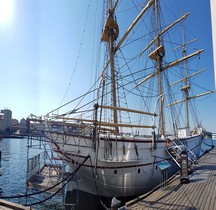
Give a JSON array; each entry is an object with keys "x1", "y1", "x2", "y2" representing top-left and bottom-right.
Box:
[
  {"x1": 26, "y1": 116, "x2": 82, "y2": 209},
  {"x1": 165, "y1": 137, "x2": 197, "y2": 169}
]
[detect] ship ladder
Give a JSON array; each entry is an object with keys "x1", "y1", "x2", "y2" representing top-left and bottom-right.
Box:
[{"x1": 165, "y1": 138, "x2": 197, "y2": 169}]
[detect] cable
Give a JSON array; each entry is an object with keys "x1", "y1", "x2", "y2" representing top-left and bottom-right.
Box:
[{"x1": 59, "y1": 0, "x2": 91, "y2": 106}]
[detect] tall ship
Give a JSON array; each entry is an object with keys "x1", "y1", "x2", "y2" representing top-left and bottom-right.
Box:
[{"x1": 32, "y1": 0, "x2": 215, "y2": 198}]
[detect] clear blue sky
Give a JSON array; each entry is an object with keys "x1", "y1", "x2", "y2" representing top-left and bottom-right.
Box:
[{"x1": 0, "y1": 0, "x2": 215, "y2": 132}]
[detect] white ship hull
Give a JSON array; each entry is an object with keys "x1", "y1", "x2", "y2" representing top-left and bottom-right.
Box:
[{"x1": 46, "y1": 131, "x2": 202, "y2": 197}]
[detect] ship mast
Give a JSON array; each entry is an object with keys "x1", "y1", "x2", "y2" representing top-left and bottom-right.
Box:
[
  {"x1": 154, "y1": 0, "x2": 165, "y2": 137},
  {"x1": 109, "y1": 2, "x2": 118, "y2": 134},
  {"x1": 181, "y1": 20, "x2": 190, "y2": 128},
  {"x1": 101, "y1": 0, "x2": 156, "y2": 134},
  {"x1": 135, "y1": 1, "x2": 214, "y2": 136},
  {"x1": 101, "y1": 0, "x2": 119, "y2": 134}
]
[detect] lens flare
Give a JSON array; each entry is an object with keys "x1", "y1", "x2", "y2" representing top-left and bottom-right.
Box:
[{"x1": 0, "y1": 0, "x2": 14, "y2": 26}]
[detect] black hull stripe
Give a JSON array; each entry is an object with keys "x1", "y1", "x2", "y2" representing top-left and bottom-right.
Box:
[{"x1": 48, "y1": 131, "x2": 200, "y2": 143}]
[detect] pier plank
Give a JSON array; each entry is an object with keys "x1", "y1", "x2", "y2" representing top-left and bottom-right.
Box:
[
  {"x1": 0, "y1": 199, "x2": 31, "y2": 210},
  {"x1": 203, "y1": 169, "x2": 216, "y2": 210},
  {"x1": 212, "y1": 184, "x2": 216, "y2": 210},
  {"x1": 126, "y1": 147, "x2": 216, "y2": 210}
]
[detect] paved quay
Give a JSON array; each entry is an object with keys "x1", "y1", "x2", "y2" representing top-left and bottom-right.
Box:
[{"x1": 126, "y1": 147, "x2": 216, "y2": 210}]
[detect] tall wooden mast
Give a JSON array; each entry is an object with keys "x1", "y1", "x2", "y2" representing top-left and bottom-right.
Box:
[
  {"x1": 181, "y1": 20, "x2": 190, "y2": 128},
  {"x1": 101, "y1": 0, "x2": 156, "y2": 134},
  {"x1": 154, "y1": 0, "x2": 165, "y2": 137},
  {"x1": 109, "y1": 2, "x2": 118, "y2": 134},
  {"x1": 101, "y1": 0, "x2": 119, "y2": 134}
]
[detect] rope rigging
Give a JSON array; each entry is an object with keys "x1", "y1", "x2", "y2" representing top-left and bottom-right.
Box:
[{"x1": 59, "y1": 0, "x2": 91, "y2": 107}]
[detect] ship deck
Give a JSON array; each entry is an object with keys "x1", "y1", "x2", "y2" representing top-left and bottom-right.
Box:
[{"x1": 126, "y1": 147, "x2": 216, "y2": 210}]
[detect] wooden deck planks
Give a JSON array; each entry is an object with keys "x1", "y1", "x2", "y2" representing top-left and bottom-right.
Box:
[
  {"x1": 199, "y1": 165, "x2": 216, "y2": 209},
  {"x1": 167, "y1": 179, "x2": 189, "y2": 209},
  {"x1": 126, "y1": 147, "x2": 216, "y2": 210}
]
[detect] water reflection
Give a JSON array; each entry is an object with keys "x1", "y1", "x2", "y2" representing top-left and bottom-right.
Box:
[
  {"x1": 0, "y1": 138, "x2": 63, "y2": 209},
  {"x1": 0, "y1": 138, "x2": 27, "y2": 197}
]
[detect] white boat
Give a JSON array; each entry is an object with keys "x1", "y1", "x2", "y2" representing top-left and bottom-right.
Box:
[
  {"x1": 212, "y1": 133, "x2": 216, "y2": 140},
  {"x1": 39, "y1": 0, "x2": 215, "y2": 198}
]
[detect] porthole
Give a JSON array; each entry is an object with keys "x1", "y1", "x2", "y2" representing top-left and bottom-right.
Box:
[{"x1": 114, "y1": 169, "x2": 117, "y2": 174}]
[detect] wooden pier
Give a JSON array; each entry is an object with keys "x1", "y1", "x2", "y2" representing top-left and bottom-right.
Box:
[
  {"x1": 126, "y1": 147, "x2": 216, "y2": 210},
  {"x1": 0, "y1": 199, "x2": 31, "y2": 210}
]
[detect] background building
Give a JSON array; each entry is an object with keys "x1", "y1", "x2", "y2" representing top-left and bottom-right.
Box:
[
  {"x1": 0, "y1": 109, "x2": 12, "y2": 134},
  {"x1": 12, "y1": 119, "x2": 19, "y2": 134},
  {"x1": 20, "y1": 118, "x2": 27, "y2": 134}
]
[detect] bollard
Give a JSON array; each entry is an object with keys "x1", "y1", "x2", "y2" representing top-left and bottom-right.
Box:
[{"x1": 180, "y1": 150, "x2": 189, "y2": 184}]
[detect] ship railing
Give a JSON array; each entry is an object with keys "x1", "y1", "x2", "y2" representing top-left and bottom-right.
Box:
[
  {"x1": 165, "y1": 146, "x2": 181, "y2": 167},
  {"x1": 173, "y1": 137, "x2": 197, "y2": 163},
  {"x1": 166, "y1": 137, "x2": 197, "y2": 168}
]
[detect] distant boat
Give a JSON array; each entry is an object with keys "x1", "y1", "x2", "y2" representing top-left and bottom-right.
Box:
[
  {"x1": 32, "y1": 0, "x2": 215, "y2": 198},
  {"x1": 212, "y1": 133, "x2": 216, "y2": 140}
]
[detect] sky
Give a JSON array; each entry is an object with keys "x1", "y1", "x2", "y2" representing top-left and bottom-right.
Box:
[{"x1": 0, "y1": 0, "x2": 215, "y2": 133}]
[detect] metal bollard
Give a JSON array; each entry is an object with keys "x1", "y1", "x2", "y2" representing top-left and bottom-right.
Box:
[{"x1": 180, "y1": 150, "x2": 189, "y2": 184}]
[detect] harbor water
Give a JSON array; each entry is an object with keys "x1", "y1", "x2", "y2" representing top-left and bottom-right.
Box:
[
  {"x1": 0, "y1": 137, "x2": 215, "y2": 210},
  {"x1": 0, "y1": 137, "x2": 63, "y2": 210}
]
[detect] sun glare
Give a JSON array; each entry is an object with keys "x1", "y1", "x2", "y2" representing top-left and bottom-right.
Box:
[{"x1": 0, "y1": 0, "x2": 14, "y2": 26}]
